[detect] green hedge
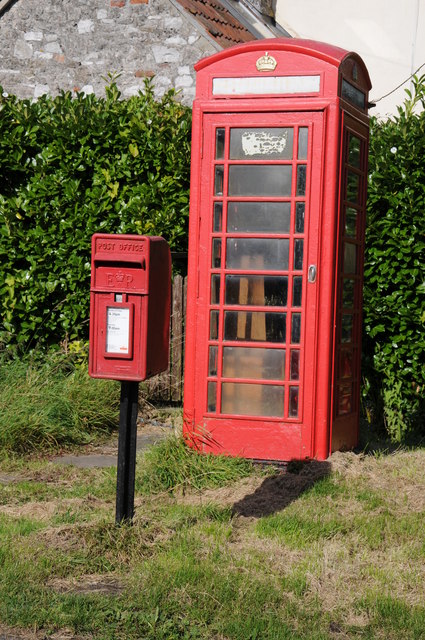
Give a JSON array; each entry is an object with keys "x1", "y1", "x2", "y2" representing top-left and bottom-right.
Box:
[
  {"x1": 0, "y1": 80, "x2": 191, "y2": 349},
  {"x1": 364, "y1": 75, "x2": 425, "y2": 441},
  {"x1": 1, "y1": 77, "x2": 424, "y2": 441}
]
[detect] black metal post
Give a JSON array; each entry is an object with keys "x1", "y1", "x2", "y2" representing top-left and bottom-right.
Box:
[{"x1": 116, "y1": 380, "x2": 139, "y2": 524}]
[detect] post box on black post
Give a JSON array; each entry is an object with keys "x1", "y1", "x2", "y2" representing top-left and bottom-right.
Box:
[{"x1": 89, "y1": 233, "x2": 171, "y2": 523}]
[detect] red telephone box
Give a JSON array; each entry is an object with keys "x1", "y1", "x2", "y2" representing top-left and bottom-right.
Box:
[
  {"x1": 183, "y1": 39, "x2": 371, "y2": 461},
  {"x1": 89, "y1": 233, "x2": 171, "y2": 381}
]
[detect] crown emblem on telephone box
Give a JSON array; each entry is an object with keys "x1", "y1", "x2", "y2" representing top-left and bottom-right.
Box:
[{"x1": 256, "y1": 52, "x2": 277, "y2": 72}]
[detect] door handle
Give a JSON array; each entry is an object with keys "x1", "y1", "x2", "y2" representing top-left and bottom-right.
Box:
[{"x1": 308, "y1": 264, "x2": 317, "y2": 283}]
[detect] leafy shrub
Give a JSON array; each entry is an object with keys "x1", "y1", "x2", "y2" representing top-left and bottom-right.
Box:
[
  {"x1": 0, "y1": 352, "x2": 119, "y2": 453},
  {"x1": 0, "y1": 80, "x2": 191, "y2": 350},
  {"x1": 363, "y1": 75, "x2": 425, "y2": 441}
]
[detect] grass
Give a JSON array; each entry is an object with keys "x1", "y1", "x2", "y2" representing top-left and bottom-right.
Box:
[
  {"x1": 0, "y1": 353, "x2": 119, "y2": 453},
  {"x1": 0, "y1": 439, "x2": 424, "y2": 639},
  {"x1": 137, "y1": 433, "x2": 257, "y2": 494}
]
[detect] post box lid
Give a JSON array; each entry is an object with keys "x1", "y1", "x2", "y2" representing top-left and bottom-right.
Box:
[
  {"x1": 91, "y1": 233, "x2": 150, "y2": 293},
  {"x1": 92, "y1": 234, "x2": 149, "y2": 263}
]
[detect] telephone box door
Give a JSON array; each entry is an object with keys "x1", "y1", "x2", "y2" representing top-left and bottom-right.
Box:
[{"x1": 192, "y1": 111, "x2": 324, "y2": 460}]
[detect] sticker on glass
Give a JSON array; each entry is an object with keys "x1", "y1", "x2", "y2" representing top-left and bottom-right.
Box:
[
  {"x1": 241, "y1": 130, "x2": 288, "y2": 156},
  {"x1": 106, "y1": 307, "x2": 130, "y2": 354}
]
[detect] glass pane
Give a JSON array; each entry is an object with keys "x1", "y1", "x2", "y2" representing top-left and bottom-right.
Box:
[
  {"x1": 346, "y1": 171, "x2": 359, "y2": 203},
  {"x1": 348, "y1": 134, "x2": 361, "y2": 168},
  {"x1": 227, "y1": 201, "x2": 291, "y2": 233},
  {"x1": 295, "y1": 202, "x2": 305, "y2": 233},
  {"x1": 298, "y1": 128, "x2": 308, "y2": 159},
  {"x1": 291, "y1": 313, "x2": 301, "y2": 344},
  {"x1": 222, "y1": 346, "x2": 285, "y2": 380},
  {"x1": 290, "y1": 350, "x2": 300, "y2": 380},
  {"x1": 294, "y1": 239, "x2": 304, "y2": 270},
  {"x1": 341, "y1": 314, "x2": 353, "y2": 343},
  {"x1": 215, "y1": 128, "x2": 225, "y2": 160},
  {"x1": 340, "y1": 350, "x2": 353, "y2": 378},
  {"x1": 208, "y1": 346, "x2": 218, "y2": 376},
  {"x1": 210, "y1": 310, "x2": 219, "y2": 340},
  {"x1": 221, "y1": 382, "x2": 284, "y2": 417},
  {"x1": 338, "y1": 384, "x2": 353, "y2": 415},
  {"x1": 230, "y1": 128, "x2": 293, "y2": 160},
  {"x1": 292, "y1": 276, "x2": 302, "y2": 307},
  {"x1": 342, "y1": 278, "x2": 355, "y2": 308},
  {"x1": 226, "y1": 238, "x2": 289, "y2": 270},
  {"x1": 228, "y1": 165, "x2": 292, "y2": 197},
  {"x1": 214, "y1": 165, "x2": 224, "y2": 196},
  {"x1": 341, "y1": 79, "x2": 365, "y2": 109},
  {"x1": 224, "y1": 311, "x2": 286, "y2": 343},
  {"x1": 345, "y1": 207, "x2": 357, "y2": 237},
  {"x1": 344, "y1": 243, "x2": 357, "y2": 274},
  {"x1": 213, "y1": 202, "x2": 223, "y2": 232},
  {"x1": 289, "y1": 386, "x2": 299, "y2": 417},
  {"x1": 212, "y1": 238, "x2": 221, "y2": 268},
  {"x1": 296, "y1": 165, "x2": 306, "y2": 196},
  {"x1": 211, "y1": 275, "x2": 220, "y2": 304},
  {"x1": 226, "y1": 275, "x2": 288, "y2": 307},
  {"x1": 207, "y1": 382, "x2": 217, "y2": 412}
]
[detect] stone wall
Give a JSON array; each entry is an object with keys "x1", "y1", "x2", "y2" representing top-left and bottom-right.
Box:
[{"x1": 0, "y1": 0, "x2": 218, "y2": 104}]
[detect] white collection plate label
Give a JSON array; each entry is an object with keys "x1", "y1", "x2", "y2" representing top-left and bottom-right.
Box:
[
  {"x1": 106, "y1": 307, "x2": 130, "y2": 354},
  {"x1": 212, "y1": 75, "x2": 320, "y2": 96}
]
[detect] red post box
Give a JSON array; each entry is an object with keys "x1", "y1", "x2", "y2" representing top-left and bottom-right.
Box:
[
  {"x1": 89, "y1": 233, "x2": 171, "y2": 381},
  {"x1": 183, "y1": 39, "x2": 371, "y2": 461}
]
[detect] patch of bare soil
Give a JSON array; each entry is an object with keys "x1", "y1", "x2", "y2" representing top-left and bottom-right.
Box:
[
  {"x1": 175, "y1": 476, "x2": 264, "y2": 509},
  {"x1": 48, "y1": 632, "x2": 91, "y2": 640},
  {"x1": 330, "y1": 449, "x2": 425, "y2": 512},
  {"x1": 47, "y1": 574, "x2": 124, "y2": 596},
  {"x1": 0, "y1": 500, "x2": 65, "y2": 521},
  {"x1": 39, "y1": 520, "x2": 120, "y2": 559},
  {"x1": 177, "y1": 459, "x2": 331, "y2": 518},
  {"x1": 0, "y1": 472, "x2": 27, "y2": 486},
  {"x1": 229, "y1": 526, "x2": 305, "y2": 568},
  {"x1": 36, "y1": 524, "x2": 88, "y2": 552},
  {"x1": 0, "y1": 497, "x2": 108, "y2": 522},
  {"x1": 329, "y1": 450, "x2": 366, "y2": 474},
  {"x1": 30, "y1": 467, "x2": 81, "y2": 485},
  {"x1": 0, "y1": 624, "x2": 90, "y2": 640},
  {"x1": 308, "y1": 535, "x2": 425, "y2": 622}
]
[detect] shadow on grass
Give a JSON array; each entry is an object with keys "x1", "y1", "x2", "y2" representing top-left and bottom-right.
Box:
[{"x1": 232, "y1": 460, "x2": 332, "y2": 518}]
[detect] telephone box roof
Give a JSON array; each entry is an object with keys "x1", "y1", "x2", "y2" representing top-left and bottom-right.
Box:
[{"x1": 195, "y1": 37, "x2": 372, "y2": 89}]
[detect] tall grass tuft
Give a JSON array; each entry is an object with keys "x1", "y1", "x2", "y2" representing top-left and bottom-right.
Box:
[
  {"x1": 137, "y1": 434, "x2": 256, "y2": 494},
  {"x1": 0, "y1": 354, "x2": 119, "y2": 453}
]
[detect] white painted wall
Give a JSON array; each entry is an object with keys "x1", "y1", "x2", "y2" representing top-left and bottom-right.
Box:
[{"x1": 275, "y1": 0, "x2": 425, "y2": 118}]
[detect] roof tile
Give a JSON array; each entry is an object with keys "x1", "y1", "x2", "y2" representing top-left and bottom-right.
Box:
[{"x1": 176, "y1": 0, "x2": 256, "y2": 47}]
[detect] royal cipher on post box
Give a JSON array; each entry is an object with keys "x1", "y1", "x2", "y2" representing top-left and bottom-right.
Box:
[
  {"x1": 183, "y1": 39, "x2": 371, "y2": 462},
  {"x1": 89, "y1": 234, "x2": 171, "y2": 381}
]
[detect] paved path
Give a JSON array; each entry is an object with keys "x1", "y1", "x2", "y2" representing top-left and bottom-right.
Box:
[
  {"x1": 0, "y1": 422, "x2": 173, "y2": 485},
  {"x1": 52, "y1": 422, "x2": 172, "y2": 469}
]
